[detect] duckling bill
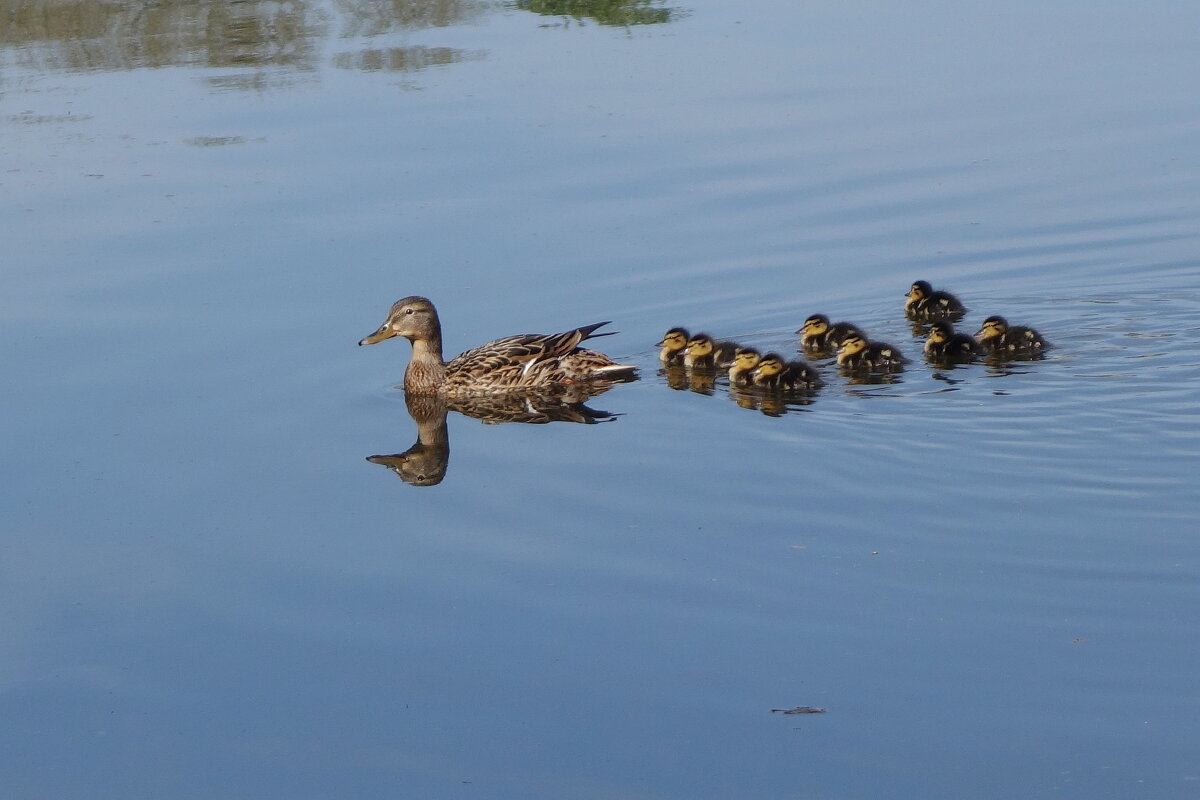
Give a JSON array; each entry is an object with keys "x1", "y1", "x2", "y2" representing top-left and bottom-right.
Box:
[{"x1": 360, "y1": 296, "x2": 638, "y2": 395}]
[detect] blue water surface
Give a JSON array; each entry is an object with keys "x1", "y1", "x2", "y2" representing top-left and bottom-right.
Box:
[{"x1": 2, "y1": 1, "x2": 1199, "y2": 798}]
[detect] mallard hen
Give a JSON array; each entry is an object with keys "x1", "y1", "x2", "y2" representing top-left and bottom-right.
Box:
[{"x1": 359, "y1": 296, "x2": 638, "y2": 395}]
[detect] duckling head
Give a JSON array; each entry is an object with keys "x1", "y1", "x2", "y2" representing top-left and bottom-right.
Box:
[
  {"x1": 360, "y1": 296, "x2": 440, "y2": 346},
  {"x1": 839, "y1": 333, "x2": 867, "y2": 355},
  {"x1": 908, "y1": 280, "x2": 932, "y2": 302},
  {"x1": 656, "y1": 327, "x2": 689, "y2": 354},
  {"x1": 732, "y1": 346, "x2": 762, "y2": 372},
  {"x1": 686, "y1": 333, "x2": 716, "y2": 359},
  {"x1": 837, "y1": 333, "x2": 868, "y2": 364},
  {"x1": 657, "y1": 327, "x2": 689, "y2": 348},
  {"x1": 975, "y1": 315, "x2": 1008, "y2": 341},
  {"x1": 798, "y1": 314, "x2": 830, "y2": 337},
  {"x1": 755, "y1": 352, "x2": 785, "y2": 378},
  {"x1": 927, "y1": 320, "x2": 954, "y2": 345}
]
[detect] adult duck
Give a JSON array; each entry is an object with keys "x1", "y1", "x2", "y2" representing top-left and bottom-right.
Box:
[{"x1": 359, "y1": 296, "x2": 638, "y2": 395}]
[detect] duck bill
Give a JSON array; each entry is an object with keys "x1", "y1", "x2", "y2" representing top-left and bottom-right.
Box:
[{"x1": 358, "y1": 326, "x2": 396, "y2": 346}]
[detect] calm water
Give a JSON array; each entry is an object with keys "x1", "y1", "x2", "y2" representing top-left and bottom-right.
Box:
[{"x1": 3, "y1": 1, "x2": 1199, "y2": 797}]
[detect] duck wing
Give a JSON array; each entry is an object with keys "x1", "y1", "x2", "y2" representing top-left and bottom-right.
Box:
[{"x1": 446, "y1": 322, "x2": 616, "y2": 386}]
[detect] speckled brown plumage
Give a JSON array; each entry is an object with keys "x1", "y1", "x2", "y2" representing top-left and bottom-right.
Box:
[{"x1": 359, "y1": 296, "x2": 638, "y2": 395}]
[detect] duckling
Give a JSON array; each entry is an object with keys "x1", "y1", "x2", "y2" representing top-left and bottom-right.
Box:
[
  {"x1": 359, "y1": 296, "x2": 638, "y2": 395},
  {"x1": 727, "y1": 346, "x2": 762, "y2": 387},
  {"x1": 751, "y1": 352, "x2": 787, "y2": 387},
  {"x1": 905, "y1": 280, "x2": 966, "y2": 320},
  {"x1": 686, "y1": 331, "x2": 720, "y2": 369},
  {"x1": 974, "y1": 315, "x2": 1048, "y2": 353},
  {"x1": 712, "y1": 340, "x2": 739, "y2": 369},
  {"x1": 656, "y1": 327, "x2": 689, "y2": 364},
  {"x1": 779, "y1": 360, "x2": 823, "y2": 391},
  {"x1": 836, "y1": 333, "x2": 907, "y2": 370},
  {"x1": 752, "y1": 353, "x2": 823, "y2": 391},
  {"x1": 797, "y1": 314, "x2": 865, "y2": 355},
  {"x1": 924, "y1": 321, "x2": 979, "y2": 362}
]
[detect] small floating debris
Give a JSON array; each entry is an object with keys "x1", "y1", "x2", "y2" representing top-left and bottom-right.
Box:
[{"x1": 770, "y1": 706, "x2": 826, "y2": 715}]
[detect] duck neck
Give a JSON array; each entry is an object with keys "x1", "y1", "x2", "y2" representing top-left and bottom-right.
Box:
[{"x1": 404, "y1": 334, "x2": 448, "y2": 392}]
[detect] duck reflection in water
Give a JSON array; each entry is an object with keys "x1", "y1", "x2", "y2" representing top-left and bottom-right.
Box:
[{"x1": 366, "y1": 384, "x2": 621, "y2": 487}]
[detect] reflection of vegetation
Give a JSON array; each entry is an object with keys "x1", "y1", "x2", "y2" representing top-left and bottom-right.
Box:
[
  {"x1": 514, "y1": 0, "x2": 676, "y2": 26},
  {"x1": 0, "y1": 0, "x2": 486, "y2": 88},
  {"x1": 333, "y1": 0, "x2": 483, "y2": 36},
  {"x1": 184, "y1": 136, "x2": 250, "y2": 147},
  {"x1": 332, "y1": 46, "x2": 484, "y2": 73},
  {"x1": 0, "y1": 0, "x2": 323, "y2": 74}
]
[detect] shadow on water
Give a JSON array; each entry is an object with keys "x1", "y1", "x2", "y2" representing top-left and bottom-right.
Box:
[
  {"x1": 0, "y1": 0, "x2": 682, "y2": 89},
  {"x1": 366, "y1": 384, "x2": 624, "y2": 486}
]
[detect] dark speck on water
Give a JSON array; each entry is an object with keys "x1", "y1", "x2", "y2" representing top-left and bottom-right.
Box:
[{"x1": 3, "y1": 1, "x2": 1199, "y2": 798}]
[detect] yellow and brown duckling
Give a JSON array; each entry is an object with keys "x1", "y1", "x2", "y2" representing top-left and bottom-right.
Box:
[
  {"x1": 712, "y1": 340, "x2": 739, "y2": 369},
  {"x1": 797, "y1": 314, "x2": 865, "y2": 355},
  {"x1": 656, "y1": 327, "x2": 690, "y2": 364},
  {"x1": 752, "y1": 352, "x2": 823, "y2": 391},
  {"x1": 924, "y1": 321, "x2": 979, "y2": 362},
  {"x1": 359, "y1": 296, "x2": 638, "y2": 395},
  {"x1": 683, "y1": 333, "x2": 739, "y2": 369},
  {"x1": 974, "y1": 315, "x2": 1048, "y2": 354},
  {"x1": 905, "y1": 280, "x2": 966, "y2": 320},
  {"x1": 727, "y1": 346, "x2": 763, "y2": 387},
  {"x1": 683, "y1": 332, "x2": 717, "y2": 368},
  {"x1": 836, "y1": 332, "x2": 907, "y2": 370}
]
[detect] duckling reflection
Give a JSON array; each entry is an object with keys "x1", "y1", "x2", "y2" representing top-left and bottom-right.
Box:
[
  {"x1": 684, "y1": 369, "x2": 717, "y2": 395},
  {"x1": 660, "y1": 362, "x2": 690, "y2": 391},
  {"x1": 728, "y1": 386, "x2": 816, "y2": 416},
  {"x1": 366, "y1": 384, "x2": 620, "y2": 487}
]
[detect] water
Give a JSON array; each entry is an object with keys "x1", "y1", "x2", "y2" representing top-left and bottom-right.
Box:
[{"x1": 3, "y1": 1, "x2": 1199, "y2": 797}]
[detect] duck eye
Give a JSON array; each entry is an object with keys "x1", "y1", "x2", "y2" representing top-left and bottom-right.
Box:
[{"x1": 404, "y1": 308, "x2": 414, "y2": 315}]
